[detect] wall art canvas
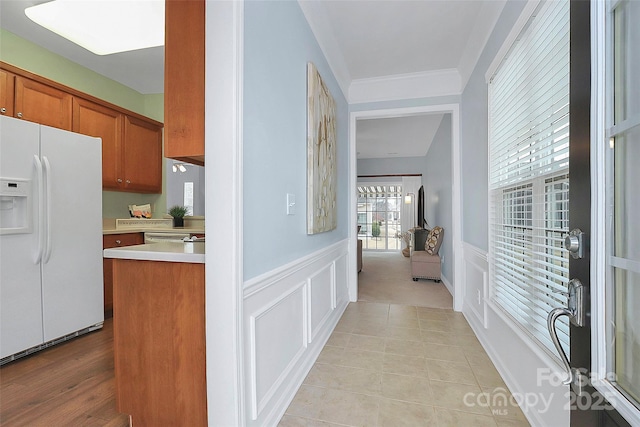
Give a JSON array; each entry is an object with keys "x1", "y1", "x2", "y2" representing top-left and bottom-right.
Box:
[{"x1": 307, "y1": 62, "x2": 337, "y2": 235}]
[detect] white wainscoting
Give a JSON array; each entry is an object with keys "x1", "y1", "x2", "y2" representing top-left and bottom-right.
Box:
[
  {"x1": 462, "y1": 242, "x2": 489, "y2": 328},
  {"x1": 242, "y1": 240, "x2": 350, "y2": 426},
  {"x1": 461, "y1": 242, "x2": 571, "y2": 426}
]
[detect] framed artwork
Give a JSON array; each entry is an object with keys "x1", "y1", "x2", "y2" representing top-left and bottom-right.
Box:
[{"x1": 306, "y1": 62, "x2": 337, "y2": 234}]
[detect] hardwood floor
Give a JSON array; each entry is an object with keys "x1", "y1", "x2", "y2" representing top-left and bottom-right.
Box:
[{"x1": 0, "y1": 318, "x2": 129, "y2": 426}]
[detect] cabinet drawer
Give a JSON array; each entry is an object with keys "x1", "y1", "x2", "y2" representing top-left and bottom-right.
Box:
[{"x1": 103, "y1": 233, "x2": 144, "y2": 249}]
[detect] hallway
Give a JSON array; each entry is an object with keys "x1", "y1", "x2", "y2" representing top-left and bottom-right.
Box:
[{"x1": 280, "y1": 253, "x2": 530, "y2": 426}]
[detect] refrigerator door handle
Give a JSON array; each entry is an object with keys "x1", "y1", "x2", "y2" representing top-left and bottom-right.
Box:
[
  {"x1": 42, "y1": 156, "x2": 53, "y2": 264},
  {"x1": 33, "y1": 155, "x2": 45, "y2": 264}
]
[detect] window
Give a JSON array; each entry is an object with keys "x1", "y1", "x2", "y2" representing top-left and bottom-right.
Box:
[
  {"x1": 488, "y1": 0, "x2": 570, "y2": 357},
  {"x1": 357, "y1": 185, "x2": 402, "y2": 251}
]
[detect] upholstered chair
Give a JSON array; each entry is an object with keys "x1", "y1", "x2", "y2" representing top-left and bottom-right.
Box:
[{"x1": 411, "y1": 226, "x2": 444, "y2": 282}]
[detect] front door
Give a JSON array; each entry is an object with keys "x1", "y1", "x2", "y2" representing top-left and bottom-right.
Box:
[{"x1": 556, "y1": 1, "x2": 639, "y2": 425}]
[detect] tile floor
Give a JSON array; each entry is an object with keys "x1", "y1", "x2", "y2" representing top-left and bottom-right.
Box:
[{"x1": 280, "y1": 302, "x2": 530, "y2": 426}]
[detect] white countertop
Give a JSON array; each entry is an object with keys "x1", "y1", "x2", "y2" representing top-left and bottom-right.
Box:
[{"x1": 103, "y1": 242, "x2": 205, "y2": 264}]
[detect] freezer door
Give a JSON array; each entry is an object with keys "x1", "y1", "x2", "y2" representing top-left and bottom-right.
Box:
[
  {"x1": 39, "y1": 125, "x2": 104, "y2": 341},
  {"x1": 0, "y1": 116, "x2": 44, "y2": 358}
]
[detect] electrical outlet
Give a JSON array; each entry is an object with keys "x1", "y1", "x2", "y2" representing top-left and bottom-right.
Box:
[
  {"x1": 286, "y1": 193, "x2": 296, "y2": 215},
  {"x1": 441, "y1": 254, "x2": 445, "y2": 264}
]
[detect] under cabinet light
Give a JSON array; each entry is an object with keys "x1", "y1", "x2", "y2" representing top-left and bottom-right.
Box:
[{"x1": 25, "y1": 0, "x2": 164, "y2": 56}]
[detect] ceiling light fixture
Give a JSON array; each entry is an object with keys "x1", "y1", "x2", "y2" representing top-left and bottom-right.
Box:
[{"x1": 25, "y1": 0, "x2": 164, "y2": 56}]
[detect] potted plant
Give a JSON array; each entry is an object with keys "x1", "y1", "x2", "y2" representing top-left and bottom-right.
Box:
[{"x1": 168, "y1": 205, "x2": 188, "y2": 228}]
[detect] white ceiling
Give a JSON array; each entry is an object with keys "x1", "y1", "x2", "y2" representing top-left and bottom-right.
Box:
[
  {"x1": 0, "y1": 0, "x2": 505, "y2": 158},
  {"x1": 356, "y1": 114, "x2": 444, "y2": 159}
]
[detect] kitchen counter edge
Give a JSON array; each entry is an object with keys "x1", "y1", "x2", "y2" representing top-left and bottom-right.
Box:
[{"x1": 104, "y1": 242, "x2": 205, "y2": 264}]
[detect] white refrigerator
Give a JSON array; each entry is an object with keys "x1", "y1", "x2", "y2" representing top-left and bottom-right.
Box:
[{"x1": 0, "y1": 116, "x2": 104, "y2": 360}]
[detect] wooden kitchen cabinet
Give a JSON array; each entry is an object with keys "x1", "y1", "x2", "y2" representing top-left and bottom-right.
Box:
[
  {"x1": 164, "y1": 0, "x2": 205, "y2": 166},
  {"x1": 15, "y1": 76, "x2": 72, "y2": 130},
  {"x1": 122, "y1": 116, "x2": 163, "y2": 193},
  {"x1": 113, "y1": 259, "x2": 206, "y2": 426},
  {"x1": 2, "y1": 62, "x2": 164, "y2": 194},
  {"x1": 102, "y1": 233, "x2": 144, "y2": 317},
  {"x1": 73, "y1": 98, "x2": 124, "y2": 191},
  {"x1": 0, "y1": 69, "x2": 15, "y2": 117}
]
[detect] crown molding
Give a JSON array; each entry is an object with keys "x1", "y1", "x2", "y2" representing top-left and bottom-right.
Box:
[
  {"x1": 348, "y1": 69, "x2": 461, "y2": 104},
  {"x1": 458, "y1": 0, "x2": 507, "y2": 91},
  {"x1": 298, "y1": 0, "x2": 351, "y2": 100}
]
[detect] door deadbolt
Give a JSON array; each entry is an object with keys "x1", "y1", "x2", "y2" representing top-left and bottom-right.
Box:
[{"x1": 565, "y1": 228, "x2": 585, "y2": 259}]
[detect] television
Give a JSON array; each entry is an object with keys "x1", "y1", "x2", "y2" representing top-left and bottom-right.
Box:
[{"x1": 417, "y1": 185, "x2": 425, "y2": 229}]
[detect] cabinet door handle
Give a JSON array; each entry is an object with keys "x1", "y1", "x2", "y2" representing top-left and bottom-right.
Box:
[
  {"x1": 17, "y1": 112, "x2": 23, "y2": 118},
  {"x1": 1, "y1": 107, "x2": 6, "y2": 114},
  {"x1": 126, "y1": 180, "x2": 131, "y2": 184},
  {"x1": 115, "y1": 240, "x2": 122, "y2": 245},
  {"x1": 117, "y1": 178, "x2": 123, "y2": 183}
]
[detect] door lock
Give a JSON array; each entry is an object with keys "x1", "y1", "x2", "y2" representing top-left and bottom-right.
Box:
[{"x1": 564, "y1": 228, "x2": 585, "y2": 259}]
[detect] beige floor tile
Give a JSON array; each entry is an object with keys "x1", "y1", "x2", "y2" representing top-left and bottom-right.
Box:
[
  {"x1": 334, "y1": 317, "x2": 357, "y2": 333},
  {"x1": 417, "y1": 309, "x2": 451, "y2": 321},
  {"x1": 304, "y1": 363, "x2": 382, "y2": 396},
  {"x1": 326, "y1": 332, "x2": 351, "y2": 348},
  {"x1": 387, "y1": 316, "x2": 420, "y2": 329},
  {"x1": 434, "y1": 407, "x2": 498, "y2": 427},
  {"x1": 430, "y1": 380, "x2": 492, "y2": 415},
  {"x1": 425, "y1": 359, "x2": 477, "y2": 385},
  {"x1": 465, "y1": 349, "x2": 493, "y2": 366},
  {"x1": 352, "y1": 322, "x2": 389, "y2": 337},
  {"x1": 481, "y1": 386, "x2": 528, "y2": 422},
  {"x1": 382, "y1": 353, "x2": 428, "y2": 377},
  {"x1": 472, "y1": 363, "x2": 507, "y2": 388},
  {"x1": 380, "y1": 373, "x2": 433, "y2": 404},
  {"x1": 377, "y1": 398, "x2": 436, "y2": 426},
  {"x1": 285, "y1": 385, "x2": 326, "y2": 419},
  {"x1": 347, "y1": 302, "x2": 390, "y2": 317},
  {"x1": 384, "y1": 338, "x2": 427, "y2": 357},
  {"x1": 423, "y1": 343, "x2": 467, "y2": 363},
  {"x1": 420, "y1": 330, "x2": 459, "y2": 346},
  {"x1": 316, "y1": 346, "x2": 345, "y2": 365},
  {"x1": 317, "y1": 388, "x2": 380, "y2": 426},
  {"x1": 278, "y1": 414, "x2": 339, "y2": 427},
  {"x1": 495, "y1": 416, "x2": 531, "y2": 426},
  {"x1": 389, "y1": 304, "x2": 418, "y2": 317},
  {"x1": 418, "y1": 319, "x2": 452, "y2": 333},
  {"x1": 383, "y1": 326, "x2": 423, "y2": 342},
  {"x1": 339, "y1": 348, "x2": 385, "y2": 372},
  {"x1": 347, "y1": 334, "x2": 386, "y2": 352}
]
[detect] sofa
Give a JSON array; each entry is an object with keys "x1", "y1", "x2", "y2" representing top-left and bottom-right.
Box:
[{"x1": 411, "y1": 226, "x2": 443, "y2": 282}]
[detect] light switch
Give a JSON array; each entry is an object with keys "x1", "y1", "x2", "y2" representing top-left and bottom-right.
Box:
[{"x1": 286, "y1": 193, "x2": 296, "y2": 215}]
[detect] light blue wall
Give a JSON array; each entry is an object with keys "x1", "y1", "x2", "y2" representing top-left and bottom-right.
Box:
[
  {"x1": 423, "y1": 114, "x2": 452, "y2": 281},
  {"x1": 243, "y1": 0, "x2": 348, "y2": 279},
  {"x1": 460, "y1": 1, "x2": 527, "y2": 251}
]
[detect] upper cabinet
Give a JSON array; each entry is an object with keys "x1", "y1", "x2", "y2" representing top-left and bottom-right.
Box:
[
  {"x1": 122, "y1": 116, "x2": 163, "y2": 193},
  {"x1": 1, "y1": 62, "x2": 163, "y2": 194},
  {"x1": 0, "y1": 69, "x2": 15, "y2": 117},
  {"x1": 15, "y1": 77, "x2": 72, "y2": 130},
  {"x1": 72, "y1": 98, "x2": 124, "y2": 191},
  {"x1": 164, "y1": 0, "x2": 205, "y2": 166}
]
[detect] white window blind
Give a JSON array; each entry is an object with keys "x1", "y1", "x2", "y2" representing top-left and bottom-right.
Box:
[{"x1": 488, "y1": 0, "x2": 570, "y2": 357}]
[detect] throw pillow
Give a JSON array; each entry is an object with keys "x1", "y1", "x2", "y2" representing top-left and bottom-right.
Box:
[{"x1": 425, "y1": 226, "x2": 444, "y2": 255}]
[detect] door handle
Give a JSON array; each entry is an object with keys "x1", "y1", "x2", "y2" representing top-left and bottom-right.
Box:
[
  {"x1": 547, "y1": 279, "x2": 585, "y2": 386},
  {"x1": 547, "y1": 307, "x2": 573, "y2": 385}
]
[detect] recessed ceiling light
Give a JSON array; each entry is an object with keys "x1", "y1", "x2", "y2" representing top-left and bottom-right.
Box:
[{"x1": 25, "y1": 0, "x2": 164, "y2": 56}]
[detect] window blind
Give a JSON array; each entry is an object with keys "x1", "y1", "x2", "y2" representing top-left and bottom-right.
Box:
[{"x1": 488, "y1": 0, "x2": 570, "y2": 357}]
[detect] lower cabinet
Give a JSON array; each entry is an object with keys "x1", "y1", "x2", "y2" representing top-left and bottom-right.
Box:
[
  {"x1": 102, "y1": 233, "x2": 144, "y2": 317},
  {"x1": 112, "y1": 259, "x2": 206, "y2": 426}
]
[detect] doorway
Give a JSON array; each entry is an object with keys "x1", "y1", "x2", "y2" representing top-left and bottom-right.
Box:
[{"x1": 348, "y1": 105, "x2": 462, "y2": 309}]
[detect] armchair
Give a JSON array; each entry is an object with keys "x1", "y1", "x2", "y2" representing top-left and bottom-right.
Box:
[{"x1": 411, "y1": 226, "x2": 444, "y2": 282}]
